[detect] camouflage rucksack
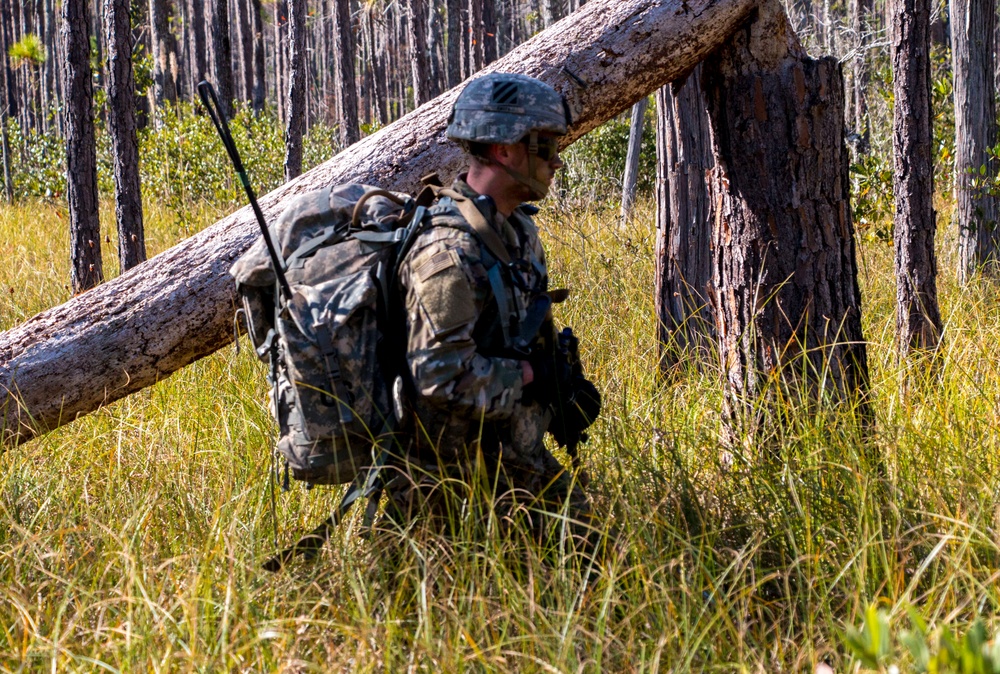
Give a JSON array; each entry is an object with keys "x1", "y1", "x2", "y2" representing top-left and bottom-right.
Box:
[{"x1": 230, "y1": 183, "x2": 435, "y2": 487}]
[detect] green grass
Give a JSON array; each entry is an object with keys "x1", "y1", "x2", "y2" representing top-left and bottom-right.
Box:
[{"x1": 3, "y1": 196, "x2": 1000, "y2": 671}]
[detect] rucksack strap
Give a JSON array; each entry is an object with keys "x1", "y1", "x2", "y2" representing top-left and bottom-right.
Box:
[{"x1": 434, "y1": 187, "x2": 513, "y2": 266}]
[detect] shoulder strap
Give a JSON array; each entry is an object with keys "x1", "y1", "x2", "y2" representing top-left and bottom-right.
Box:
[{"x1": 435, "y1": 187, "x2": 513, "y2": 267}]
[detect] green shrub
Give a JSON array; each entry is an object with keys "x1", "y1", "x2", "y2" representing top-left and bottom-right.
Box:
[{"x1": 557, "y1": 98, "x2": 657, "y2": 206}]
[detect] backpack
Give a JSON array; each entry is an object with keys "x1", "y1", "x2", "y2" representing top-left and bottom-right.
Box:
[
  {"x1": 231, "y1": 179, "x2": 533, "y2": 571},
  {"x1": 230, "y1": 183, "x2": 436, "y2": 487}
]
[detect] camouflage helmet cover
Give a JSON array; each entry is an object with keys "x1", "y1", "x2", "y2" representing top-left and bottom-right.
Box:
[{"x1": 447, "y1": 72, "x2": 570, "y2": 146}]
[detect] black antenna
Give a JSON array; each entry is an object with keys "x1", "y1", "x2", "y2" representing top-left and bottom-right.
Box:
[{"x1": 197, "y1": 80, "x2": 293, "y2": 303}]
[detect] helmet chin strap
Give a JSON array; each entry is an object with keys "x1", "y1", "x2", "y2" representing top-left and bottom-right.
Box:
[{"x1": 497, "y1": 131, "x2": 550, "y2": 200}]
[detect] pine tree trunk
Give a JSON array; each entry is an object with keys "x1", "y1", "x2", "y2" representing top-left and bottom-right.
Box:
[
  {"x1": 283, "y1": 0, "x2": 306, "y2": 180},
  {"x1": 275, "y1": 0, "x2": 286, "y2": 128},
  {"x1": 952, "y1": 0, "x2": 999, "y2": 282},
  {"x1": 105, "y1": 0, "x2": 146, "y2": 272},
  {"x1": 212, "y1": 0, "x2": 234, "y2": 117},
  {"x1": 654, "y1": 66, "x2": 715, "y2": 373},
  {"x1": 620, "y1": 96, "x2": 647, "y2": 223},
  {"x1": 704, "y1": 0, "x2": 870, "y2": 439},
  {"x1": 0, "y1": 3, "x2": 13, "y2": 201},
  {"x1": 190, "y1": 0, "x2": 207, "y2": 81},
  {"x1": 0, "y1": 2, "x2": 14, "y2": 124},
  {"x1": 891, "y1": 0, "x2": 942, "y2": 354},
  {"x1": 1, "y1": 0, "x2": 759, "y2": 448},
  {"x1": 62, "y1": 0, "x2": 104, "y2": 293},
  {"x1": 149, "y1": 0, "x2": 179, "y2": 115},
  {"x1": 851, "y1": 0, "x2": 873, "y2": 140},
  {"x1": 483, "y1": 0, "x2": 498, "y2": 65},
  {"x1": 469, "y1": 0, "x2": 484, "y2": 72},
  {"x1": 447, "y1": 0, "x2": 462, "y2": 86},
  {"x1": 407, "y1": 0, "x2": 430, "y2": 106},
  {"x1": 250, "y1": 0, "x2": 266, "y2": 112},
  {"x1": 333, "y1": 0, "x2": 360, "y2": 145},
  {"x1": 235, "y1": 0, "x2": 253, "y2": 103}
]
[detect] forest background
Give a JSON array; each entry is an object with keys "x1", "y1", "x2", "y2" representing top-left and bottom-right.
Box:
[{"x1": 3, "y1": 0, "x2": 1000, "y2": 671}]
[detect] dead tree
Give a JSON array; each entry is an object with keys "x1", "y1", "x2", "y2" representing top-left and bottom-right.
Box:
[
  {"x1": 620, "y1": 97, "x2": 648, "y2": 224},
  {"x1": 704, "y1": 0, "x2": 870, "y2": 441},
  {"x1": 654, "y1": 65, "x2": 715, "y2": 373},
  {"x1": 1, "y1": 0, "x2": 760, "y2": 447},
  {"x1": 891, "y1": 0, "x2": 942, "y2": 355}
]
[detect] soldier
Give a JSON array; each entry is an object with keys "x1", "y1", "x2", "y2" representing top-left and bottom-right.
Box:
[{"x1": 385, "y1": 72, "x2": 602, "y2": 553}]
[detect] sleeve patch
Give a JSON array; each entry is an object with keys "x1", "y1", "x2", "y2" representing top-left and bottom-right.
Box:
[
  {"x1": 415, "y1": 249, "x2": 460, "y2": 282},
  {"x1": 414, "y1": 252, "x2": 477, "y2": 336}
]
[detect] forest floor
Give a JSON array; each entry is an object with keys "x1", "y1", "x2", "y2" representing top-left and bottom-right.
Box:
[{"x1": 2, "y1": 195, "x2": 1000, "y2": 672}]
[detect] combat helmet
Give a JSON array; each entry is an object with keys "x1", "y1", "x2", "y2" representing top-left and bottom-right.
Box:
[
  {"x1": 447, "y1": 72, "x2": 571, "y2": 199},
  {"x1": 447, "y1": 72, "x2": 570, "y2": 144}
]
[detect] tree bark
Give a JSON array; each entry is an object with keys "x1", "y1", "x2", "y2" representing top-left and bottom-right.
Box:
[
  {"x1": 704, "y1": 0, "x2": 870, "y2": 439},
  {"x1": 0, "y1": 3, "x2": 13, "y2": 202},
  {"x1": 105, "y1": 0, "x2": 146, "y2": 272},
  {"x1": 891, "y1": 0, "x2": 942, "y2": 354},
  {"x1": 1, "y1": 0, "x2": 758, "y2": 448},
  {"x1": 62, "y1": 0, "x2": 103, "y2": 294},
  {"x1": 333, "y1": 0, "x2": 359, "y2": 147},
  {"x1": 407, "y1": 0, "x2": 430, "y2": 106},
  {"x1": 149, "y1": 0, "x2": 178, "y2": 114},
  {"x1": 447, "y1": 0, "x2": 462, "y2": 87},
  {"x1": 212, "y1": 0, "x2": 234, "y2": 117},
  {"x1": 620, "y1": 96, "x2": 647, "y2": 223},
  {"x1": 234, "y1": 0, "x2": 253, "y2": 103},
  {"x1": 283, "y1": 0, "x2": 306, "y2": 180},
  {"x1": 190, "y1": 0, "x2": 207, "y2": 81},
  {"x1": 952, "y1": 0, "x2": 999, "y2": 282},
  {"x1": 469, "y1": 0, "x2": 483, "y2": 73},
  {"x1": 250, "y1": 0, "x2": 266, "y2": 113},
  {"x1": 483, "y1": 0, "x2": 498, "y2": 66},
  {"x1": 654, "y1": 66, "x2": 715, "y2": 373}
]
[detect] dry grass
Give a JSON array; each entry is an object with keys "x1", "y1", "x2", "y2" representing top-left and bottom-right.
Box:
[{"x1": 2, "y1": 196, "x2": 1000, "y2": 671}]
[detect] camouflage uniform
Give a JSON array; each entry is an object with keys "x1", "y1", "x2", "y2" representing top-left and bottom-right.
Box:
[{"x1": 386, "y1": 175, "x2": 592, "y2": 543}]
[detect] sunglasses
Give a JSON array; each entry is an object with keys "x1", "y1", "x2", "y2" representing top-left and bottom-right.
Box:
[{"x1": 522, "y1": 135, "x2": 561, "y2": 162}]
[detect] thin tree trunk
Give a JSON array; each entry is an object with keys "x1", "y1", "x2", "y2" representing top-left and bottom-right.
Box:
[
  {"x1": 704, "y1": 0, "x2": 870, "y2": 440},
  {"x1": 250, "y1": 0, "x2": 266, "y2": 113},
  {"x1": 0, "y1": 2, "x2": 13, "y2": 201},
  {"x1": 952, "y1": 0, "x2": 999, "y2": 282},
  {"x1": 1, "y1": 0, "x2": 758, "y2": 448},
  {"x1": 105, "y1": 0, "x2": 146, "y2": 272},
  {"x1": 851, "y1": 0, "x2": 872, "y2": 146},
  {"x1": 483, "y1": 0, "x2": 498, "y2": 65},
  {"x1": 62, "y1": 0, "x2": 103, "y2": 293},
  {"x1": 190, "y1": 0, "x2": 207, "y2": 81},
  {"x1": 891, "y1": 0, "x2": 942, "y2": 354},
  {"x1": 333, "y1": 0, "x2": 360, "y2": 146},
  {"x1": 469, "y1": 0, "x2": 484, "y2": 72},
  {"x1": 620, "y1": 96, "x2": 647, "y2": 223},
  {"x1": 149, "y1": 0, "x2": 179, "y2": 116},
  {"x1": 213, "y1": 0, "x2": 234, "y2": 117},
  {"x1": 283, "y1": 0, "x2": 306, "y2": 180},
  {"x1": 235, "y1": 0, "x2": 253, "y2": 103},
  {"x1": 447, "y1": 0, "x2": 462, "y2": 86},
  {"x1": 408, "y1": 0, "x2": 430, "y2": 106},
  {"x1": 654, "y1": 66, "x2": 714, "y2": 373}
]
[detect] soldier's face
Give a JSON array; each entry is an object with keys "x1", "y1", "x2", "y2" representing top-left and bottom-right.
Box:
[{"x1": 498, "y1": 134, "x2": 564, "y2": 200}]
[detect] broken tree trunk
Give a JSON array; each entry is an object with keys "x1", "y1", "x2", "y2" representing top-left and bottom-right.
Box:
[
  {"x1": 654, "y1": 65, "x2": 715, "y2": 374},
  {"x1": 703, "y1": 0, "x2": 871, "y2": 442},
  {"x1": 0, "y1": 0, "x2": 758, "y2": 447}
]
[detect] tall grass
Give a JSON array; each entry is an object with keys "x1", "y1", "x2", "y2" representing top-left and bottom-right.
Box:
[{"x1": 3, "y1": 196, "x2": 1000, "y2": 672}]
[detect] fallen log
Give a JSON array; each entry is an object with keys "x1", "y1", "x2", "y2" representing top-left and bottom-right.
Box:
[{"x1": 1, "y1": 0, "x2": 757, "y2": 447}]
